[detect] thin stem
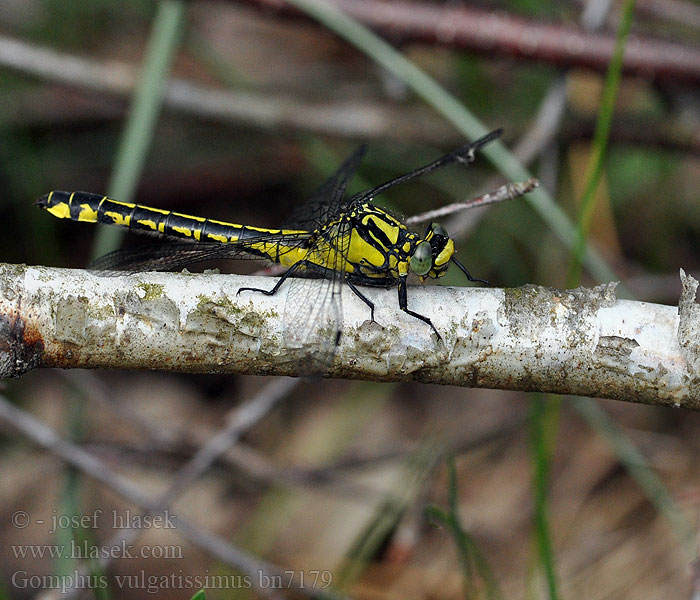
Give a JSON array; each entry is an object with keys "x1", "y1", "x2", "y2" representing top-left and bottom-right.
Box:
[
  {"x1": 567, "y1": 0, "x2": 637, "y2": 287},
  {"x1": 92, "y1": 0, "x2": 187, "y2": 260}
]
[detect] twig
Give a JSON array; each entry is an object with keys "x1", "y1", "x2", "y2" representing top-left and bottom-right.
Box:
[
  {"x1": 83, "y1": 413, "x2": 524, "y2": 500},
  {"x1": 633, "y1": 0, "x2": 700, "y2": 29},
  {"x1": 234, "y1": 0, "x2": 700, "y2": 85},
  {"x1": 0, "y1": 395, "x2": 289, "y2": 600},
  {"x1": 50, "y1": 377, "x2": 299, "y2": 599},
  {"x1": 441, "y1": 79, "x2": 568, "y2": 238},
  {"x1": 406, "y1": 178, "x2": 539, "y2": 226},
  {"x1": 163, "y1": 378, "x2": 298, "y2": 500},
  {"x1": 2, "y1": 263, "x2": 700, "y2": 407},
  {"x1": 62, "y1": 370, "x2": 178, "y2": 445},
  {"x1": 0, "y1": 384, "x2": 350, "y2": 600}
]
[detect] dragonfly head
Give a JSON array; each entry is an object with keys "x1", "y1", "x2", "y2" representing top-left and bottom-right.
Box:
[{"x1": 409, "y1": 223, "x2": 454, "y2": 281}]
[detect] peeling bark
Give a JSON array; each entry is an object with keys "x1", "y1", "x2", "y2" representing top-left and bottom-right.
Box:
[{"x1": 1, "y1": 263, "x2": 698, "y2": 408}]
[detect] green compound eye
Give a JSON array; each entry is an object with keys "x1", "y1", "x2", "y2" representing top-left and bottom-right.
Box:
[
  {"x1": 410, "y1": 241, "x2": 432, "y2": 276},
  {"x1": 431, "y1": 223, "x2": 448, "y2": 237}
]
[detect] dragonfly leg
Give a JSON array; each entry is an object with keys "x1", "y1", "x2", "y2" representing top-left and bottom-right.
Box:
[
  {"x1": 345, "y1": 277, "x2": 376, "y2": 323},
  {"x1": 451, "y1": 257, "x2": 489, "y2": 286},
  {"x1": 398, "y1": 277, "x2": 442, "y2": 341},
  {"x1": 237, "y1": 261, "x2": 305, "y2": 296}
]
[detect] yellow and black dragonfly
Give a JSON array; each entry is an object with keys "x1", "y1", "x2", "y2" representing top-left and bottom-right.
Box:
[{"x1": 37, "y1": 129, "x2": 501, "y2": 373}]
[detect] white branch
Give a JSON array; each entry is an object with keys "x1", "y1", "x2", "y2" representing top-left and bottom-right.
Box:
[{"x1": 1, "y1": 263, "x2": 699, "y2": 407}]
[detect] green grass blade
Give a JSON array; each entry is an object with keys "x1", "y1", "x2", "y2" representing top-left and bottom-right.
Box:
[
  {"x1": 572, "y1": 397, "x2": 695, "y2": 556},
  {"x1": 54, "y1": 391, "x2": 86, "y2": 580},
  {"x1": 531, "y1": 5, "x2": 635, "y2": 594},
  {"x1": 91, "y1": 0, "x2": 187, "y2": 260},
  {"x1": 425, "y1": 456, "x2": 502, "y2": 600},
  {"x1": 567, "y1": 0, "x2": 637, "y2": 287},
  {"x1": 529, "y1": 395, "x2": 561, "y2": 600}
]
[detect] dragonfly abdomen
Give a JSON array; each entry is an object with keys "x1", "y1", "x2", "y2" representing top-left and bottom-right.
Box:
[{"x1": 35, "y1": 191, "x2": 297, "y2": 246}]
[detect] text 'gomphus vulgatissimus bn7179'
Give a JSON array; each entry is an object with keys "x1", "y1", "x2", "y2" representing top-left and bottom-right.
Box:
[{"x1": 37, "y1": 130, "x2": 505, "y2": 373}]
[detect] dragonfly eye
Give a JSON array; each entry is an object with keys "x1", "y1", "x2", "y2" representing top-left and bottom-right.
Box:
[
  {"x1": 431, "y1": 223, "x2": 448, "y2": 237},
  {"x1": 410, "y1": 241, "x2": 432, "y2": 276}
]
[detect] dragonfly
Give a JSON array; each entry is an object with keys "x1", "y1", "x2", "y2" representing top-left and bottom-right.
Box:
[{"x1": 37, "y1": 129, "x2": 502, "y2": 374}]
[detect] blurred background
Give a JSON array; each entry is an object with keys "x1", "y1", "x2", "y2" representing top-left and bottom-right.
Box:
[{"x1": 1, "y1": 0, "x2": 700, "y2": 598}]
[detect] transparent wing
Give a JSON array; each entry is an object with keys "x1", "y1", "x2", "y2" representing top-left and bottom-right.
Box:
[
  {"x1": 91, "y1": 226, "x2": 350, "y2": 377},
  {"x1": 279, "y1": 218, "x2": 352, "y2": 377},
  {"x1": 283, "y1": 145, "x2": 367, "y2": 230}
]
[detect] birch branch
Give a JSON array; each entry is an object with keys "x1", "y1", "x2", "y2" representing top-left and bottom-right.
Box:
[{"x1": 1, "y1": 262, "x2": 699, "y2": 408}]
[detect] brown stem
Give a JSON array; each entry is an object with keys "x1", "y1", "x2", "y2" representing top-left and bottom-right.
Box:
[{"x1": 234, "y1": 0, "x2": 700, "y2": 85}]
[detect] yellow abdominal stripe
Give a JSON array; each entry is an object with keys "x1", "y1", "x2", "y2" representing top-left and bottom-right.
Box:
[
  {"x1": 173, "y1": 211, "x2": 205, "y2": 222},
  {"x1": 104, "y1": 211, "x2": 131, "y2": 227},
  {"x1": 78, "y1": 204, "x2": 98, "y2": 222},
  {"x1": 42, "y1": 192, "x2": 323, "y2": 269},
  {"x1": 172, "y1": 226, "x2": 193, "y2": 237},
  {"x1": 205, "y1": 233, "x2": 228, "y2": 243},
  {"x1": 47, "y1": 202, "x2": 71, "y2": 219},
  {"x1": 137, "y1": 219, "x2": 157, "y2": 231},
  {"x1": 277, "y1": 246, "x2": 310, "y2": 268}
]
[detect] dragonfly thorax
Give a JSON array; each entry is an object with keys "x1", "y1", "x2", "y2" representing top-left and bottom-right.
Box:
[{"x1": 340, "y1": 203, "x2": 456, "y2": 283}]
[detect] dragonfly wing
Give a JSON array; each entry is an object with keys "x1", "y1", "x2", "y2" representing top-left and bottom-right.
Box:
[
  {"x1": 281, "y1": 218, "x2": 351, "y2": 376},
  {"x1": 283, "y1": 145, "x2": 367, "y2": 230},
  {"x1": 89, "y1": 229, "x2": 348, "y2": 376}
]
